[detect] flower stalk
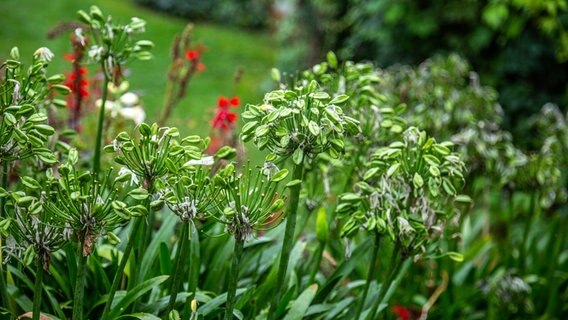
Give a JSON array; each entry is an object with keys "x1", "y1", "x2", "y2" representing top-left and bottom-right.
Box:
[
  {"x1": 32, "y1": 260, "x2": 45, "y2": 320},
  {"x1": 224, "y1": 238, "x2": 244, "y2": 320},
  {"x1": 268, "y1": 163, "x2": 304, "y2": 320},
  {"x1": 93, "y1": 72, "x2": 109, "y2": 176},
  {"x1": 367, "y1": 243, "x2": 402, "y2": 320},
  {"x1": 101, "y1": 217, "x2": 143, "y2": 319},
  {"x1": 165, "y1": 222, "x2": 190, "y2": 317},
  {"x1": 72, "y1": 241, "x2": 87, "y2": 320},
  {"x1": 355, "y1": 232, "x2": 381, "y2": 320}
]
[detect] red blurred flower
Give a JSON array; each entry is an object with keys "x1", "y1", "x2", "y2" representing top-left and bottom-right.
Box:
[
  {"x1": 392, "y1": 306, "x2": 412, "y2": 320},
  {"x1": 196, "y1": 62, "x2": 206, "y2": 72},
  {"x1": 212, "y1": 109, "x2": 238, "y2": 130},
  {"x1": 185, "y1": 50, "x2": 200, "y2": 61},
  {"x1": 212, "y1": 96, "x2": 240, "y2": 132},
  {"x1": 217, "y1": 96, "x2": 240, "y2": 110},
  {"x1": 64, "y1": 67, "x2": 89, "y2": 101}
]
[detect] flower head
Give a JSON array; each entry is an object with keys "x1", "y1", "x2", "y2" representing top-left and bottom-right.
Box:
[{"x1": 34, "y1": 47, "x2": 54, "y2": 62}]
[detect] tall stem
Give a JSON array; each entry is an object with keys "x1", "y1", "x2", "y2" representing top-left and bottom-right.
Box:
[
  {"x1": 93, "y1": 73, "x2": 110, "y2": 176},
  {"x1": 182, "y1": 223, "x2": 201, "y2": 320},
  {"x1": 72, "y1": 244, "x2": 87, "y2": 320},
  {"x1": 268, "y1": 164, "x2": 304, "y2": 320},
  {"x1": 165, "y1": 223, "x2": 190, "y2": 317},
  {"x1": 0, "y1": 161, "x2": 8, "y2": 218},
  {"x1": 101, "y1": 217, "x2": 143, "y2": 319},
  {"x1": 520, "y1": 191, "x2": 538, "y2": 274},
  {"x1": 307, "y1": 240, "x2": 325, "y2": 285},
  {"x1": 224, "y1": 238, "x2": 244, "y2": 320},
  {"x1": 545, "y1": 215, "x2": 566, "y2": 316},
  {"x1": 367, "y1": 244, "x2": 402, "y2": 320},
  {"x1": 32, "y1": 261, "x2": 44, "y2": 320},
  {"x1": 0, "y1": 161, "x2": 13, "y2": 317},
  {"x1": 355, "y1": 233, "x2": 380, "y2": 320}
]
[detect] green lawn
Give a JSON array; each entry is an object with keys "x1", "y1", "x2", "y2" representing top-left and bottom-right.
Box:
[{"x1": 0, "y1": 0, "x2": 276, "y2": 138}]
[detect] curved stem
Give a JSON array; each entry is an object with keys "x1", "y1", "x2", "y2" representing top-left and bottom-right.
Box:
[
  {"x1": 72, "y1": 244, "x2": 87, "y2": 320},
  {"x1": 92, "y1": 72, "x2": 110, "y2": 176},
  {"x1": 268, "y1": 164, "x2": 304, "y2": 320},
  {"x1": 165, "y1": 222, "x2": 190, "y2": 318},
  {"x1": 101, "y1": 218, "x2": 143, "y2": 319},
  {"x1": 32, "y1": 261, "x2": 44, "y2": 320},
  {"x1": 367, "y1": 244, "x2": 402, "y2": 320},
  {"x1": 224, "y1": 238, "x2": 244, "y2": 320},
  {"x1": 355, "y1": 233, "x2": 380, "y2": 320}
]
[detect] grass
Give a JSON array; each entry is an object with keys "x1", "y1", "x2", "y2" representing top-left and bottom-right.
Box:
[{"x1": 0, "y1": 0, "x2": 277, "y2": 138}]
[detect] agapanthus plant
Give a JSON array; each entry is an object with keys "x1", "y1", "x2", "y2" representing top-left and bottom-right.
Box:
[
  {"x1": 159, "y1": 137, "x2": 235, "y2": 318},
  {"x1": 212, "y1": 162, "x2": 288, "y2": 319},
  {"x1": 0, "y1": 47, "x2": 64, "y2": 166},
  {"x1": 337, "y1": 126, "x2": 467, "y2": 319},
  {"x1": 76, "y1": 5, "x2": 153, "y2": 175},
  {"x1": 41, "y1": 148, "x2": 143, "y2": 320},
  {"x1": 101, "y1": 122, "x2": 187, "y2": 318},
  {"x1": 241, "y1": 81, "x2": 360, "y2": 318},
  {"x1": 0, "y1": 185, "x2": 66, "y2": 320}
]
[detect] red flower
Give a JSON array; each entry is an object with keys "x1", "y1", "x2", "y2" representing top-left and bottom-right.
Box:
[
  {"x1": 196, "y1": 62, "x2": 206, "y2": 72},
  {"x1": 64, "y1": 67, "x2": 89, "y2": 99},
  {"x1": 212, "y1": 96, "x2": 240, "y2": 132},
  {"x1": 217, "y1": 96, "x2": 240, "y2": 110},
  {"x1": 212, "y1": 109, "x2": 238, "y2": 130},
  {"x1": 392, "y1": 306, "x2": 412, "y2": 320},
  {"x1": 185, "y1": 50, "x2": 200, "y2": 61}
]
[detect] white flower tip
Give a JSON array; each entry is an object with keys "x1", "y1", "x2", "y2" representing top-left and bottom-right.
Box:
[
  {"x1": 34, "y1": 47, "x2": 54, "y2": 62},
  {"x1": 184, "y1": 156, "x2": 215, "y2": 167}
]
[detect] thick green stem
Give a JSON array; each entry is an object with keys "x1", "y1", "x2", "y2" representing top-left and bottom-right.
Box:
[
  {"x1": 0, "y1": 161, "x2": 7, "y2": 218},
  {"x1": 355, "y1": 233, "x2": 380, "y2": 320},
  {"x1": 545, "y1": 215, "x2": 566, "y2": 316},
  {"x1": 520, "y1": 191, "x2": 538, "y2": 274},
  {"x1": 92, "y1": 74, "x2": 110, "y2": 176},
  {"x1": 72, "y1": 245, "x2": 87, "y2": 320},
  {"x1": 165, "y1": 223, "x2": 190, "y2": 318},
  {"x1": 32, "y1": 261, "x2": 44, "y2": 320},
  {"x1": 182, "y1": 223, "x2": 201, "y2": 320},
  {"x1": 367, "y1": 245, "x2": 402, "y2": 320},
  {"x1": 0, "y1": 161, "x2": 14, "y2": 317},
  {"x1": 268, "y1": 164, "x2": 304, "y2": 320},
  {"x1": 101, "y1": 218, "x2": 143, "y2": 319},
  {"x1": 224, "y1": 238, "x2": 244, "y2": 320},
  {"x1": 307, "y1": 240, "x2": 325, "y2": 285}
]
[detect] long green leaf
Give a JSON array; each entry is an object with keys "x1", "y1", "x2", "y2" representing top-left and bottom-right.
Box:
[
  {"x1": 198, "y1": 289, "x2": 246, "y2": 316},
  {"x1": 117, "y1": 313, "x2": 161, "y2": 319},
  {"x1": 283, "y1": 284, "x2": 318, "y2": 320},
  {"x1": 108, "y1": 276, "x2": 169, "y2": 319},
  {"x1": 138, "y1": 215, "x2": 177, "y2": 283}
]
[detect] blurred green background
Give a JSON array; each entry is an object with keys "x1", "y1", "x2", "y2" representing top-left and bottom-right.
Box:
[{"x1": 0, "y1": 0, "x2": 276, "y2": 138}]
